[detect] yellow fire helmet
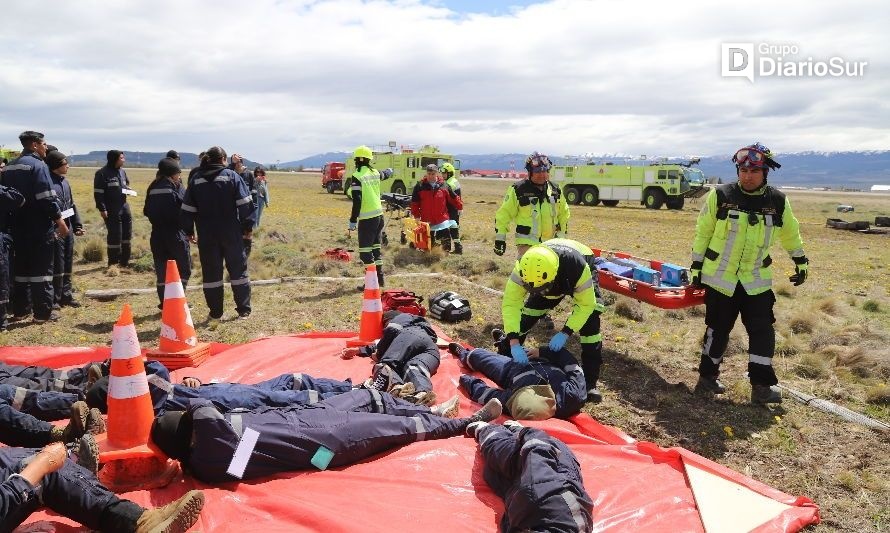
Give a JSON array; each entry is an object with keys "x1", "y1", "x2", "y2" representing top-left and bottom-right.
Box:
[
  {"x1": 518, "y1": 246, "x2": 559, "y2": 289},
  {"x1": 440, "y1": 162, "x2": 456, "y2": 176},
  {"x1": 353, "y1": 145, "x2": 373, "y2": 160}
]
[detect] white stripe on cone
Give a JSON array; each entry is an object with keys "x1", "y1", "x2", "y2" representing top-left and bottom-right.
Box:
[
  {"x1": 363, "y1": 299, "x2": 383, "y2": 312},
  {"x1": 164, "y1": 282, "x2": 185, "y2": 299},
  {"x1": 108, "y1": 372, "x2": 150, "y2": 399},
  {"x1": 364, "y1": 269, "x2": 379, "y2": 290},
  {"x1": 110, "y1": 323, "x2": 141, "y2": 360}
]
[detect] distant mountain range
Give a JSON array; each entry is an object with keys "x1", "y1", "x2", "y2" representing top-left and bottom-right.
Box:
[{"x1": 69, "y1": 149, "x2": 890, "y2": 189}]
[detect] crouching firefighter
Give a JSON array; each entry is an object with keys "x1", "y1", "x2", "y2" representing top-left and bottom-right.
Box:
[
  {"x1": 502, "y1": 238, "x2": 605, "y2": 403},
  {"x1": 149, "y1": 388, "x2": 503, "y2": 483},
  {"x1": 690, "y1": 142, "x2": 808, "y2": 405}
]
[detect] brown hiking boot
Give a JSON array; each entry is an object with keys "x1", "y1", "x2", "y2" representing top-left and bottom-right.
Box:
[
  {"x1": 76, "y1": 433, "x2": 100, "y2": 476},
  {"x1": 405, "y1": 390, "x2": 437, "y2": 406},
  {"x1": 136, "y1": 490, "x2": 205, "y2": 533},
  {"x1": 86, "y1": 407, "x2": 106, "y2": 435},
  {"x1": 86, "y1": 364, "x2": 103, "y2": 388},
  {"x1": 50, "y1": 401, "x2": 90, "y2": 443},
  {"x1": 430, "y1": 395, "x2": 460, "y2": 418}
]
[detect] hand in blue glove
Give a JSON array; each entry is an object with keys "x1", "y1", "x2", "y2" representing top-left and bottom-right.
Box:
[
  {"x1": 510, "y1": 343, "x2": 528, "y2": 364},
  {"x1": 348, "y1": 221, "x2": 357, "y2": 231},
  {"x1": 549, "y1": 331, "x2": 569, "y2": 352}
]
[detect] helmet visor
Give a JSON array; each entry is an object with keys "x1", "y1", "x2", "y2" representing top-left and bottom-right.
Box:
[{"x1": 733, "y1": 148, "x2": 766, "y2": 168}]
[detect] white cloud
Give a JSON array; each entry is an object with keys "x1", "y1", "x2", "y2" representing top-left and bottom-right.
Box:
[{"x1": 0, "y1": 0, "x2": 887, "y2": 162}]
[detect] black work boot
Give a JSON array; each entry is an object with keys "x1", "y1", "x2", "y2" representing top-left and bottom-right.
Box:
[
  {"x1": 694, "y1": 375, "x2": 726, "y2": 396},
  {"x1": 453, "y1": 242, "x2": 463, "y2": 255},
  {"x1": 751, "y1": 384, "x2": 782, "y2": 405}
]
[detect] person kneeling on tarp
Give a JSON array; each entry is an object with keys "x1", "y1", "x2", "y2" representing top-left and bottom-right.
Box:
[
  {"x1": 149, "y1": 388, "x2": 502, "y2": 483},
  {"x1": 87, "y1": 371, "x2": 354, "y2": 416},
  {"x1": 1, "y1": 442, "x2": 204, "y2": 533},
  {"x1": 344, "y1": 310, "x2": 441, "y2": 406},
  {"x1": 448, "y1": 341, "x2": 586, "y2": 421},
  {"x1": 467, "y1": 420, "x2": 594, "y2": 532}
]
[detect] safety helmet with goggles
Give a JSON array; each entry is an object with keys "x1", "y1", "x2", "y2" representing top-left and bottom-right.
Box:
[
  {"x1": 525, "y1": 151, "x2": 552, "y2": 174},
  {"x1": 518, "y1": 246, "x2": 559, "y2": 291},
  {"x1": 353, "y1": 145, "x2": 373, "y2": 160},
  {"x1": 732, "y1": 142, "x2": 781, "y2": 170}
]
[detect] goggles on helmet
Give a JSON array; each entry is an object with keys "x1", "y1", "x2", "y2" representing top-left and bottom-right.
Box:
[
  {"x1": 733, "y1": 148, "x2": 766, "y2": 168},
  {"x1": 527, "y1": 154, "x2": 552, "y2": 172}
]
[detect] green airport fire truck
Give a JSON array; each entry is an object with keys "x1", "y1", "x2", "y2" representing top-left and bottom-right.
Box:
[
  {"x1": 551, "y1": 158, "x2": 707, "y2": 209},
  {"x1": 344, "y1": 144, "x2": 460, "y2": 196}
]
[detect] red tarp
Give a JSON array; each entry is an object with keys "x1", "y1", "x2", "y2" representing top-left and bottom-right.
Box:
[{"x1": 2, "y1": 334, "x2": 819, "y2": 532}]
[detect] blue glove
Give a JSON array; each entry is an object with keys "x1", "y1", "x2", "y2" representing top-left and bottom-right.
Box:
[
  {"x1": 348, "y1": 221, "x2": 357, "y2": 231},
  {"x1": 549, "y1": 331, "x2": 569, "y2": 352},
  {"x1": 510, "y1": 343, "x2": 528, "y2": 364}
]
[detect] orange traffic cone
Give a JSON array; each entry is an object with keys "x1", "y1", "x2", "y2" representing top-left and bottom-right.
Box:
[
  {"x1": 96, "y1": 304, "x2": 179, "y2": 492},
  {"x1": 146, "y1": 260, "x2": 211, "y2": 369},
  {"x1": 347, "y1": 264, "x2": 383, "y2": 347}
]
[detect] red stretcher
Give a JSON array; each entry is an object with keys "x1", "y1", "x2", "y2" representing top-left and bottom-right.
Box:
[{"x1": 592, "y1": 248, "x2": 706, "y2": 309}]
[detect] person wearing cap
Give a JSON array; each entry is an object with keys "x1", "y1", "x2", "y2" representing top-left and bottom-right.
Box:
[
  {"x1": 494, "y1": 151, "x2": 570, "y2": 259},
  {"x1": 181, "y1": 146, "x2": 256, "y2": 320},
  {"x1": 410, "y1": 164, "x2": 463, "y2": 253},
  {"x1": 0, "y1": 181, "x2": 25, "y2": 331},
  {"x1": 144, "y1": 157, "x2": 191, "y2": 308},
  {"x1": 46, "y1": 151, "x2": 84, "y2": 310},
  {"x1": 93, "y1": 149, "x2": 133, "y2": 268},
  {"x1": 149, "y1": 388, "x2": 502, "y2": 483},
  {"x1": 343, "y1": 310, "x2": 442, "y2": 406},
  {"x1": 0, "y1": 131, "x2": 68, "y2": 324},
  {"x1": 253, "y1": 166, "x2": 270, "y2": 229},
  {"x1": 1, "y1": 441, "x2": 205, "y2": 533},
  {"x1": 165, "y1": 149, "x2": 181, "y2": 162},
  {"x1": 690, "y1": 142, "x2": 808, "y2": 405},
  {"x1": 346, "y1": 146, "x2": 391, "y2": 288},
  {"x1": 439, "y1": 162, "x2": 463, "y2": 253},
  {"x1": 466, "y1": 420, "x2": 594, "y2": 532},
  {"x1": 448, "y1": 341, "x2": 586, "y2": 420},
  {"x1": 501, "y1": 238, "x2": 605, "y2": 403},
  {"x1": 228, "y1": 154, "x2": 257, "y2": 257}
]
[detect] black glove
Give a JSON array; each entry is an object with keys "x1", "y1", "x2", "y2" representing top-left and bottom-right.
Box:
[
  {"x1": 689, "y1": 261, "x2": 703, "y2": 288},
  {"x1": 494, "y1": 240, "x2": 506, "y2": 256},
  {"x1": 789, "y1": 256, "x2": 809, "y2": 286}
]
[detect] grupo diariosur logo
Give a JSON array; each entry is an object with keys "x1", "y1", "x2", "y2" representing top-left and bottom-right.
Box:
[{"x1": 721, "y1": 43, "x2": 868, "y2": 82}]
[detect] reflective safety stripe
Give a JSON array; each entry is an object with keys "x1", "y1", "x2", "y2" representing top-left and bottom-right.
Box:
[
  {"x1": 192, "y1": 178, "x2": 207, "y2": 185},
  {"x1": 121, "y1": 240, "x2": 131, "y2": 245},
  {"x1": 14, "y1": 276, "x2": 53, "y2": 282},
  {"x1": 509, "y1": 272, "x2": 524, "y2": 286},
  {"x1": 107, "y1": 245, "x2": 121, "y2": 250},
  {"x1": 701, "y1": 327, "x2": 715, "y2": 356},
  {"x1": 711, "y1": 356, "x2": 723, "y2": 365},
  {"x1": 12, "y1": 387, "x2": 28, "y2": 410},
  {"x1": 108, "y1": 372, "x2": 149, "y2": 399},
  {"x1": 385, "y1": 322, "x2": 404, "y2": 332},
  {"x1": 35, "y1": 190, "x2": 57, "y2": 200},
  {"x1": 789, "y1": 248, "x2": 806, "y2": 258},
  {"x1": 521, "y1": 307, "x2": 549, "y2": 317},
  {"x1": 230, "y1": 414, "x2": 243, "y2": 438},
  {"x1": 362, "y1": 299, "x2": 383, "y2": 312},
  {"x1": 579, "y1": 333, "x2": 602, "y2": 344},
  {"x1": 412, "y1": 416, "x2": 427, "y2": 442},
  {"x1": 147, "y1": 374, "x2": 174, "y2": 400},
  {"x1": 230, "y1": 277, "x2": 250, "y2": 286},
  {"x1": 749, "y1": 354, "x2": 773, "y2": 366},
  {"x1": 746, "y1": 214, "x2": 774, "y2": 292},
  {"x1": 148, "y1": 189, "x2": 174, "y2": 195},
  {"x1": 359, "y1": 208, "x2": 383, "y2": 218},
  {"x1": 370, "y1": 388, "x2": 384, "y2": 412},
  {"x1": 691, "y1": 251, "x2": 704, "y2": 262},
  {"x1": 478, "y1": 387, "x2": 495, "y2": 404},
  {"x1": 464, "y1": 349, "x2": 478, "y2": 371},
  {"x1": 181, "y1": 204, "x2": 197, "y2": 213},
  {"x1": 478, "y1": 425, "x2": 497, "y2": 447},
  {"x1": 202, "y1": 280, "x2": 224, "y2": 289},
  {"x1": 519, "y1": 438, "x2": 550, "y2": 456},
  {"x1": 574, "y1": 278, "x2": 594, "y2": 293},
  {"x1": 194, "y1": 406, "x2": 224, "y2": 420},
  {"x1": 164, "y1": 282, "x2": 185, "y2": 299},
  {"x1": 709, "y1": 210, "x2": 741, "y2": 290},
  {"x1": 215, "y1": 176, "x2": 231, "y2": 182},
  {"x1": 292, "y1": 373, "x2": 303, "y2": 390},
  {"x1": 235, "y1": 196, "x2": 253, "y2": 206},
  {"x1": 495, "y1": 233, "x2": 506, "y2": 240},
  {"x1": 512, "y1": 370, "x2": 537, "y2": 384},
  {"x1": 560, "y1": 491, "x2": 588, "y2": 532},
  {"x1": 93, "y1": 188, "x2": 105, "y2": 193},
  {"x1": 408, "y1": 363, "x2": 431, "y2": 379},
  {"x1": 307, "y1": 390, "x2": 319, "y2": 404},
  {"x1": 5, "y1": 164, "x2": 33, "y2": 171}
]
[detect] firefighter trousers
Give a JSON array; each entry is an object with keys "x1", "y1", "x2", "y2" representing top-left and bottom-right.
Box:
[
  {"x1": 105, "y1": 204, "x2": 132, "y2": 267},
  {"x1": 0, "y1": 385, "x2": 77, "y2": 423},
  {"x1": 52, "y1": 232, "x2": 74, "y2": 305},
  {"x1": 357, "y1": 215, "x2": 384, "y2": 284},
  {"x1": 699, "y1": 284, "x2": 777, "y2": 386},
  {"x1": 11, "y1": 231, "x2": 55, "y2": 320},
  {"x1": 197, "y1": 231, "x2": 250, "y2": 318},
  {"x1": 150, "y1": 230, "x2": 192, "y2": 305}
]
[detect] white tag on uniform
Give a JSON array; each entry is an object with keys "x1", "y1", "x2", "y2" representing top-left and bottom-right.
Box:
[
  {"x1": 60, "y1": 208, "x2": 75, "y2": 219},
  {"x1": 122, "y1": 188, "x2": 138, "y2": 196},
  {"x1": 226, "y1": 427, "x2": 260, "y2": 479}
]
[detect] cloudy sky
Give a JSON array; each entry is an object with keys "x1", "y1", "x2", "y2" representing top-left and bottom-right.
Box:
[{"x1": 1, "y1": 0, "x2": 887, "y2": 163}]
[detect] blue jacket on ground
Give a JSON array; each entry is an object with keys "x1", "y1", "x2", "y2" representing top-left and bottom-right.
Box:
[
  {"x1": 362, "y1": 312, "x2": 441, "y2": 393},
  {"x1": 475, "y1": 424, "x2": 594, "y2": 532}
]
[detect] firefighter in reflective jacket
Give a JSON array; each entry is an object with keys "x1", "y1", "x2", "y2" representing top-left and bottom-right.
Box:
[
  {"x1": 144, "y1": 158, "x2": 191, "y2": 307},
  {"x1": 502, "y1": 238, "x2": 604, "y2": 403},
  {"x1": 1, "y1": 131, "x2": 68, "y2": 323},
  {"x1": 690, "y1": 142, "x2": 807, "y2": 405},
  {"x1": 494, "y1": 152, "x2": 570, "y2": 258},
  {"x1": 346, "y1": 146, "x2": 389, "y2": 287},
  {"x1": 440, "y1": 162, "x2": 463, "y2": 253},
  {"x1": 93, "y1": 149, "x2": 133, "y2": 267},
  {"x1": 180, "y1": 146, "x2": 256, "y2": 320}
]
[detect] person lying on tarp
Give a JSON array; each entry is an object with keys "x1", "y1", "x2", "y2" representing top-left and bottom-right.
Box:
[
  {"x1": 1, "y1": 396, "x2": 104, "y2": 449},
  {"x1": 342, "y1": 310, "x2": 441, "y2": 406},
  {"x1": 149, "y1": 388, "x2": 503, "y2": 483},
  {"x1": 447, "y1": 336, "x2": 586, "y2": 421},
  {"x1": 1, "y1": 441, "x2": 205, "y2": 533},
  {"x1": 86, "y1": 371, "x2": 355, "y2": 416},
  {"x1": 466, "y1": 420, "x2": 594, "y2": 532},
  {"x1": 0, "y1": 359, "x2": 166, "y2": 397}
]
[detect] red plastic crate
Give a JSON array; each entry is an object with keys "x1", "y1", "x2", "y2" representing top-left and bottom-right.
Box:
[{"x1": 592, "y1": 248, "x2": 705, "y2": 309}]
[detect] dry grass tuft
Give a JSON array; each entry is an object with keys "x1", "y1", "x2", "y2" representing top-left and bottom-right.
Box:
[
  {"x1": 817, "y1": 298, "x2": 842, "y2": 316},
  {"x1": 775, "y1": 335, "x2": 804, "y2": 357},
  {"x1": 79, "y1": 238, "x2": 105, "y2": 263},
  {"x1": 774, "y1": 283, "x2": 794, "y2": 297},
  {"x1": 789, "y1": 312, "x2": 817, "y2": 334},
  {"x1": 863, "y1": 300, "x2": 882, "y2": 313},
  {"x1": 794, "y1": 352, "x2": 832, "y2": 379},
  {"x1": 392, "y1": 247, "x2": 443, "y2": 268},
  {"x1": 614, "y1": 298, "x2": 645, "y2": 322},
  {"x1": 866, "y1": 383, "x2": 890, "y2": 405}
]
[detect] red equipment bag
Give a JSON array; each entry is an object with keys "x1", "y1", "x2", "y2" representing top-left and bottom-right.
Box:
[
  {"x1": 324, "y1": 248, "x2": 352, "y2": 262},
  {"x1": 381, "y1": 289, "x2": 427, "y2": 317}
]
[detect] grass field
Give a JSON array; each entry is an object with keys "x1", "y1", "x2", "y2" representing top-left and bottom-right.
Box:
[{"x1": 3, "y1": 167, "x2": 889, "y2": 530}]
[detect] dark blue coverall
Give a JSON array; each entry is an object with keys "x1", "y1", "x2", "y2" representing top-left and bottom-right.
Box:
[
  {"x1": 50, "y1": 170, "x2": 82, "y2": 306},
  {"x1": 0, "y1": 448, "x2": 144, "y2": 532},
  {"x1": 0, "y1": 359, "x2": 144, "y2": 396},
  {"x1": 0, "y1": 185, "x2": 25, "y2": 330},
  {"x1": 458, "y1": 346, "x2": 586, "y2": 420},
  {"x1": 144, "y1": 176, "x2": 191, "y2": 305},
  {"x1": 475, "y1": 424, "x2": 594, "y2": 532},
  {"x1": 228, "y1": 165, "x2": 256, "y2": 257},
  {"x1": 93, "y1": 164, "x2": 133, "y2": 266},
  {"x1": 0, "y1": 385, "x2": 79, "y2": 448},
  {"x1": 0, "y1": 151, "x2": 62, "y2": 320},
  {"x1": 180, "y1": 164, "x2": 256, "y2": 318},
  {"x1": 177, "y1": 388, "x2": 469, "y2": 483},
  {"x1": 360, "y1": 313, "x2": 441, "y2": 393}
]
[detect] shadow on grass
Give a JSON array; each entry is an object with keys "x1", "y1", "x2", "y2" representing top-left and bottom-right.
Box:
[
  {"x1": 601, "y1": 347, "x2": 783, "y2": 460},
  {"x1": 74, "y1": 311, "x2": 160, "y2": 334},
  {"x1": 301, "y1": 285, "x2": 361, "y2": 303}
]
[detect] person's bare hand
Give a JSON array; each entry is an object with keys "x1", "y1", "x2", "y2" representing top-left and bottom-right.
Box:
[
  {"x1": 341, "y1": 347, "x2": 360, "y2": 359},
  {"x1": 181, "y1": 377, "x2": 202, "y2": 388}
]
